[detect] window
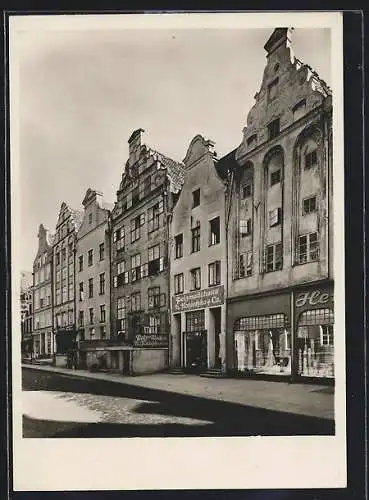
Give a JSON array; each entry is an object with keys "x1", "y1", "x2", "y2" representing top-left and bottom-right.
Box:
[
  {"x1": 56, "y1": 252, "x2": 60, "y2": 266},
  {"x1": 68, "y1": 310, "x2": 74, "y2": 325},
  {"x1": 78, "y1": 255, "x2": 83, "y2": 272},
  {"x1": 247, "y1": 134, "x2": 257, "y2": 149},
  {"x1": 88, "y1": 213, "x2": 93, "y2": 224},
  {"x1": 305, "y1": 149, "x2": 318, "y2": 169},
  {"x1": 147, "y1": 314, "x2": 161, "y2": 334},
  {"x1": 265, "y1": 242, "x2": 283, "y2": 272},
  {"x1": 186, "y1": 310, "x2": 205, "y2": 332},
  {"x1": 192, "y1": 189, "x2": 200, "y2": 208},
  {"x1": 100, "y1": 304, "x2": 106, "y2": 323},
  {"x1": 131, "y1": 214, "x2": 144, "y2": 243},
  {"x1": 268, "y1": 77, "x2": 279, "y2": 101},
  {"x1": 132, "y1": 186, "x2": 140, "y2": 206},
  {"x1": 209, "y1": 217, "x2": 220, "y2": 246},
  {"x1": 100, "y1": 325, "x2": 106, "y2": 339},
  {"x1": 148, "y1": 287, "x2": 164, "y2": 309},
  {"x1": 293, "y1": 99, "x2": 306, "y2": 121},
  {"x1": 239, "y1": 251, "x2": 253, "y2": 278},
  {"x1": 79, "y1": 282, "x2": 84, "y2": 301},
  {"x1": 56, "y1": 289, "x2": 61, "y2": 305},
  {"x1": 99, "y1": 273, "x2": 105, "y2": 295},
  {"x1": 270, "y1": 169, "x2": 281, "y2": 186},
  {"x1": 131, "y1": 292, "x2": 141, "y2": 312},
  {"x1": 99, "y1": 242, "x2": 105, "y2": 261},
  {"x1": 208, "y1": 261, "x2": 221, "y2": 286},
  {"x1": 298, "y1": 232, "x2": 319, "y2": 264},
  {"x1": 302, "y1": 195, "x2": 317, "y2": 215},
  {"x1": 144, "y1": 176, "x2": 151, "y2": 197},
  {"x1": 61, "y1": 248, "x2": 66, "y2": 262},
  {"x1": 235, "y1": 313, "x2": 286, "y2": 331},
  {"x1": 148, "y1": 200, "x2": 163, "y2": 233},
  {"x1": 88, "y1": 249, "x2": 93, "y2": 267},
  {"x1": 131, "y1": 253, "x2": 141, "y2": 282},
  {"x1": 62, "y1": 286, "x2": 67, "y2": 303},
  {"x1": 89, "y1": 327, "x2": 95, "y2": 339},
  {"x1": 240, "y1": 218, "x2": 252, "y2": 237},
  {"x1": 148, "y1": 244, "x2": 163, "y2": 275},
  {"x1": 68, "y1": 242, "x2": 73, "y2": 257},
  {"x1": 78, "y1": 310, "x2": 84, "y2": 327},
  {"x1": 269, "y1": 207, "x2": 282, "y2": 227},
  {"x1": 174, "y1": 273, "x2": 184, "y2": 295},
  {"x1": 268, "y1": 118, "x2": 280, "y2": 140},
  {"x1": 242, "y1": 183, "x2": 252, "y2": 198},
  {"x1": 88, "y1": 308, "x2": 94, "y2": 324},
  {"x1": 117, "y1": 298, "x2": 127, "y2": 331},
  {"x1": 191, "y1": 225, "x2": 200, "y2": 253},
  {"x1": 175, "y1": 234, "x2": 183, "y2": 259},
  {"x1": 88, "y1": 278, "x2": 93, "y2": 298},
  {"x1": 68, "y1": 281, "x2": 74, "y2": 301},
  {"x1": 190, "y1": 268, "x2": 201, "y2": 290},
  {"x1": 113, "y1": 227, "x2": 125, "y2": 251}
]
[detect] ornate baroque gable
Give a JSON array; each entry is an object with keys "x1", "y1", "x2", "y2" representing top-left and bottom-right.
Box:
[{"x1": 236, "y1": 28, "x2": 332, "y2": 162}]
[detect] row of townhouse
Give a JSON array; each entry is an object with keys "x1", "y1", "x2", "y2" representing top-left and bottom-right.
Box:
[{"x1": 29, "y1": 28, "x2": 334, "y2": 382}]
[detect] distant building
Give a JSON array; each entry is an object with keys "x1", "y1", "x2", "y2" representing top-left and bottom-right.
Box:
[
  {"x1": 52, "y1": 202, "x2": 83, "y2": 366},
  {"x1": 76, "y1": 189, "x2": 112, "y2": 369},
  {"x1": 105, "y1": 129, "x2": 184, "y2": 375},
  {"x1": 170, "y1": 136, "x2": 227, "y2": 373},
  {"x1": 21, "y1": 271, "x2": 33, "y2": 357},
  {"x1": 218, "y1": 28, "x2": 333, "y2": 381},
  {"x1": 32, "y1": 225, "x2": 53, "y2": 357}
]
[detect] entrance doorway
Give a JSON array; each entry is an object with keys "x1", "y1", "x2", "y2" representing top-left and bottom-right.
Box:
[
  {"x1": 184, "y1": 331, "x2": 207, "y2": 372},
  {"x1": 210, "y1": 307, "x2": 222, "y2": 369}
]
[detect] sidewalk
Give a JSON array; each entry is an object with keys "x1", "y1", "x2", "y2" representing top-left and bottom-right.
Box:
[{"x1": 22, "y1": 363, "x2": 334, "y2": 420}]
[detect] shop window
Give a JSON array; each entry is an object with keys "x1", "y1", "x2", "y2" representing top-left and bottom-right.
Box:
[
  {"x1": 239, "y1": 251, "x2": 253, "y2": 278},
  {"x1": 175, "y1": 234, "x2": 183, "y2": 259},
  {"x1": 208, "y1": 261, "x2": 221, "y2": 287},
  {"x1": 242, "y1": 183, "x2": 252, "y2": 199},
  {"x1": 131, "y1": 253, "x2": 141, "y2": 282},
  {"x1": 88, "y1": 278, "x2": 93, "y2": 298},
  {"x1": 88, "y1": 249, "x2": 93, "y2": 267},
  {"x1": 268, "y1": 118, "x2": 280, "y2": 140},
  {"x1": 186, "y1": 309, "x2": 205, "y2": 332},
  {"x1": 148, "y1": 200, "x2": 163, "y2": 233},
  {"x1": 191, "y1": 225, "x2": 200, "y2": 253},
  {"x1": 209, "y1": 217, "x2": 220, "y2": 246},
  {"x1": 269, "y1": 207, "x2": 282, "y2": 227},
  {"x1": 190, "y1": 267, "x2": 201, "y2": 290},
  {"x1": 99, "y1": 242, "x2": 105, "y2": 261},
  {"x1": 297, "y1": 308, "x2": 334, "y2": 378},
  {"x1": 78, "y1": 255, "x2": 83, "y2": 272},
  {"x1": 302, "y1": 195, "x2": 317, "y2": 215},
  {"x1": 270, "y1": 168, "x2": 281, "y2": 186},
  {"x1": 174, "y1": 273, "x2": 184, "y2": 295},
  {"x1": 131, "y1": 292, "x2": 141, "y2": 312},
  {"x1": 192, "y1": 189, "x2": 200, "y2": 208},
  {"x1": 298, "y1": 232, "x2": 319, "y2": 264},
  {"x1": 264, "y1": 242, "x2": 283, "y2": 272},
  {"x1": 305, "y1": 149, "x2": 318, "y2": 169}
]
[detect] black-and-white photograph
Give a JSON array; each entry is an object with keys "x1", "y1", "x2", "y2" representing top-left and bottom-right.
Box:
[{"x1": 10, "y1": 12, "x2": 346, "y2": 491}]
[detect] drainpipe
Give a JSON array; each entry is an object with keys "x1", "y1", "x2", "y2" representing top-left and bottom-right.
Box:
[{"x1": 165, "y1": 185, "x2": 172, "y2": 369}]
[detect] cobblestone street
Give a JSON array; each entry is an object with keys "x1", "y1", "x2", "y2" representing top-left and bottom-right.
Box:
[{"x1": 22, "y1": 366, "x2": 334, "y2": 438}]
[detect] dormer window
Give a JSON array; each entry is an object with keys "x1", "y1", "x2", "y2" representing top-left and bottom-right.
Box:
[
  {"x1": 246, "y1": 134, "x2": 257, "y2": 150},
  {"x1": 293, "y1": 99, "x2": 306, "y2": 121}
]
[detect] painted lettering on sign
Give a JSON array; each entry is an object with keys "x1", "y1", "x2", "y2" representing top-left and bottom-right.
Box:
[
  {"x1": 295, "y1": 290, "x2": 330, "y2": 308},
  {"x1": 172, "y1": 285, "x2": 224, "y2": 313}
]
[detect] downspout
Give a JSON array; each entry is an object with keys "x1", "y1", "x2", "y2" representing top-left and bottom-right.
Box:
[
  {"x1": 165, "y1": 187, "x2": 172, "y2": 369},
  {"x1": 224, "y1": 165, "x2": 236, "y2": 374}
]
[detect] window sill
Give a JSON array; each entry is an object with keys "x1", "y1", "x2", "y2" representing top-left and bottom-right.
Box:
[
  {"x1": 208, "y1": 283, "x2": 221, "y2": 288},
  {"x1": 208, "y1": 242, "x2": 220, "y2": 247}
]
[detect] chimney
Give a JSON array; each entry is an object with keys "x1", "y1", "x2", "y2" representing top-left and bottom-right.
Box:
[
  {"x1": 128, "y1": 128, "x2": 144, "y2": 159},
  {"x1": 264, "y1": 27, "x2": 293, "y2": 57}
]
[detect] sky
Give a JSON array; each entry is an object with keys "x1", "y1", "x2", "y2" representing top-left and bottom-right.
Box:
[{"x1": 14, "y1": 21, "x2": 331, "y2": 271}]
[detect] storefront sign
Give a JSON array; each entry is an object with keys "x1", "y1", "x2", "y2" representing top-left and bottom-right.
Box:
[
  {"x1": 295, "y1": 289, "x2": 332, "y2": 308},
  {"x1": 172, "y1": 285, "x2": 224, "y2": 313},
  {"x1": 134, "y1": 333, "x2": 168, "y2": 348}
]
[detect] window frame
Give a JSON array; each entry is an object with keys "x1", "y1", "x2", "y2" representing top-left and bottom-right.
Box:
[
  {"x1": 208, "y1": 261, "x2": 221, "y2": 287},
  {"x1": 209, "y1": 217, "x2": 220, "y2": 246},
  {"x1": 190, "y1": 267, "x2": 201, "y2": 291}
]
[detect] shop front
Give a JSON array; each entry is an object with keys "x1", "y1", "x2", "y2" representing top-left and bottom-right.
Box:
[
  {"x1": 171, "y1": 285, "x2": 225, "y2": 372},
  {"x1": 228, "y1": 292, "x2": 291, "y2": 377},
  {"x1": 294, "y1": 283, "x2": 334, "y2": 380}
]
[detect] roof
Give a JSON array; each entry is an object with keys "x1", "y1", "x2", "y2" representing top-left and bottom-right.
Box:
[
  {"x1": 215, "y1": 148, "x2": 238, "y2": 180},
  {"x1": 148, "y1": 148, "x2": 185, "y2": 194}
]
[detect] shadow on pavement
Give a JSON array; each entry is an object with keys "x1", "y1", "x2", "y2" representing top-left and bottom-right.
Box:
[{"x1": 22, "y1": 368, "x2": 334, "y2": 438}]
